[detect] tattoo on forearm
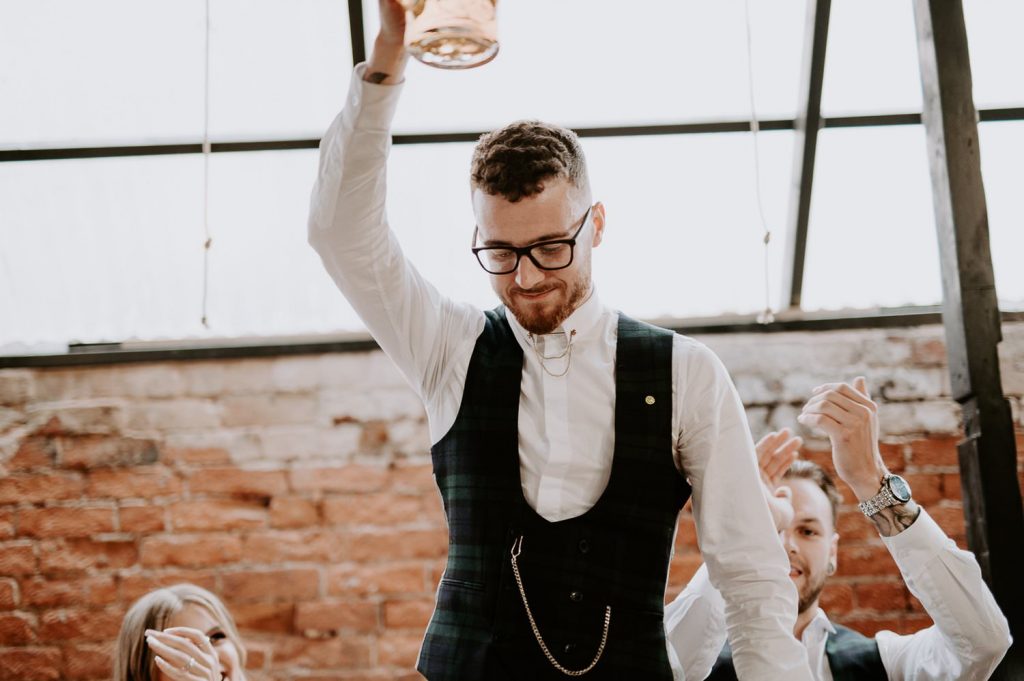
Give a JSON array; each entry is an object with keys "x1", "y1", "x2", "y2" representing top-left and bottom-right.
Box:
[
  {"x1": 365, "y1": 71, "x2": 390, "y2": 84},
  {"x1": 870, "y1": 501, "x2": 921, "y2": 537}
]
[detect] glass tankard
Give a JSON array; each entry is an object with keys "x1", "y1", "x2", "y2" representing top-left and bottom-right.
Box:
[{"x1": 400, "y1": 0, "x2": 499, "y2": 69}]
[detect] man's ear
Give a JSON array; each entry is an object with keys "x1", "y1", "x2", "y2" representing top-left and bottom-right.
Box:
[
  {"x1": 591, "y1": 202, "x2": 606, "y2": 248},
  {"x1": 829, "y1": 532, "x2": 840, "y2": 573}
]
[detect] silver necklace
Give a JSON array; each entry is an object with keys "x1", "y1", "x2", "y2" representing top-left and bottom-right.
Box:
[{"x1": 527, "y1": 328, "x2": 576, "y2": 378}]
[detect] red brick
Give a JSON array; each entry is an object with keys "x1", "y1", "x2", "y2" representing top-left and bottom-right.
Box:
[
  {"x1": 230, "y1": 601, "x2": 294, "y2": 634},
  {"x1": 854, "y1": 581, "x2": 908, "y2": 612},
  {"x1": 835, "y1": 616, "x2": 904, "y2": 637},
  {"x1": 38, "y1": 608, "x2": 121, "y2": 642},
  {"x1": 85, "y1": 467, "x2": 181, "y2": 499},
  {"x1": 910, "y1": 436, "x2": 960, "y2": 467},
  {"x1": 322, "y1": 493, "x2": 423, "y2": 526},
  {"x1": 941, "y1": 473, "x2": 963, "y2": 501},
  {"x1": 58, "y1": 435, "x2": 159, "y2": 470},
  {"x1": 161, "y1": 446, "x2": 232, "y2": 466},
  {"x1": 0, "y1": 578, "x2": 17, "y2": 608},
  {"x1": 378, "y1": 631, "x2": 423, "y2": 667},
  {"x1": 118, "y1": 570, "x2": 218, "y2": 602},
  {"x1": 169, "y1": 499, "x2": 267, "y2": 531},
  {"x1": 17, "y1": 507, "x2": 115, "y2": 538},
  {"x1": 241, "y1": 530, "x2": 345, "y2": 563},
  {"x1": 271, "y1": 635, "x2": 372, "y2": 669},
  {"x1": 0, "y1": 473, "x2": 84, "y2": 504},
  {"x1": 667, "y1": 554, "x2": 704, "y2": 588},
  {"x1": 878, "y1": 442, "x2": 907, "y2": 474},
  {"x1": 187, "y1": 467, "x2": 289, "y2": 497},
  {"x1": 348, "y1": 528, "x2": 447, "y2": 563},
  {"x1": 0, "y1": 611, "x2": 36, "y2": 644},
  {"x1": 902, "y1": 473, "x2": 943, "y2": 505},
  {"x1": 221, "y1": 569, "x2": 320, "y2": 602},
  {"x1": 269, "y1": 496, "x2": 320, "y2": 528},
  {"x1": 328, "y1": 562, "x2": 428, "y2": 597},
  {"x1": 119, "y1": 505, "x2": 165, "y2": 533},
  {"x1": 0, "y1": 509, "x2": 14, "y2": 539},
  {"x1": 244, "y1": 641, "x2": 269, "y2": 670},
  {"x1": 140, "y1": 533, "x2": 243, "y2": 567},
  {"x1": 673, "y1": 516, "x2": 698, "y2": 551},
  {"x1": 294, "y1": 600, "x2": 379, "y2": 633},
  {"x1": 38, "y1": 538, "x2": 137, "y2": 574},
  {"x1": 901, "y1": 613, "x2": 934, "y2": 634},
  {"x1": 360, "y1": 420, "x2": 390, "y2": 450},
  {"x1": 836, "y1": 510, "x2": 879, "y2": 543},
  {"x1": 911, "y1": 338, "x2": 947, "y2": 366},
  {"x1": 9, "y1": 437, "x2": 58, "y2": 470},
  {"x1": 0, "y1": 647, "x2": 61, "y2": 681},
  {"x1": 21, "y1": 575, "x2": 117, "y2": 607},
  {"x1": 384, "y1": 598, "x2": 434, "y2": 629},
  {"x1": 836, "y1": 545, "x2": 900, "y2": 577},
  {"x1": 61, "y1": 642, "x2": 114, "y2": 681},
  {"x1": 819, "y1": 582, "x2": 854, "y2": 614},
  {"x1": 388, "y1": 463, "x2": 435, "y2": 494},
  {"x1": 0, "y1": 541, "x2": 37, "y2": 575},
  {"x1": 290, "y1": 465, "x2": 389, "y2": 493}
]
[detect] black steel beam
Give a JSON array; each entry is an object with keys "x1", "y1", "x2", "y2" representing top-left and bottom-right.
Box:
[
  {"x1": 3, "y1": 108, "x2": 1021, "y2": 163},
  {"x1": 783, "y1": 0, "x2": 831, "y2": 310},
  {"x1": 3, "y1": 309, "x2": 1023, "y2": 369},
  {"x1": 348, "y1": 0, "x2": 366, "y2": 66},
  {"x1": 913, "y1": 0, "x2": 1024, "y2": 677}
]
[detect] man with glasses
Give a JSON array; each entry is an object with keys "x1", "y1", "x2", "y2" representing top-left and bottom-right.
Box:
[{"x1": 308, "y1": 2, "x2": 812, "y2": 679}]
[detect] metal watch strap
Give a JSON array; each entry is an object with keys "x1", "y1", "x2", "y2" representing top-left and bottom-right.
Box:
[{"x1": 858, "y1": 477, "x2": 898, "y2": 517}]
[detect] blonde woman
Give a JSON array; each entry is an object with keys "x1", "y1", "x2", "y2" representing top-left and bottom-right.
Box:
[{"x1": 114, "y1": 584, "x2": 247, "y2": 681}]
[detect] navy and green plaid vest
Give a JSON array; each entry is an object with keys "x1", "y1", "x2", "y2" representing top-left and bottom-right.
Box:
[
  {"x1": 708, "y1": 623, "x2": 886, "y2": 680},
  {"x1": 416, "y1": 308, "x2": 691, "y2": 680}
]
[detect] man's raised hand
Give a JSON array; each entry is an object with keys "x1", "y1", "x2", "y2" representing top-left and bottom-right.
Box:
[
  {"x1": 797, "y1": 376, "x2": 886, "y2": 501},
  {"x1": 755, "y1": 428, "x2": 801, "y2": 532}
]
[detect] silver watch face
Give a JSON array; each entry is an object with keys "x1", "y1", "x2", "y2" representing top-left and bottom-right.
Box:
[{"x1": 887, "y1": 474, "x2": 912, "y2": 503}]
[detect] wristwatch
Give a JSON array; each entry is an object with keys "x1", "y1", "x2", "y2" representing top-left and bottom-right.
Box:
[{"x1": 858, "y1": 473, "x2": 912, "y2": 517}]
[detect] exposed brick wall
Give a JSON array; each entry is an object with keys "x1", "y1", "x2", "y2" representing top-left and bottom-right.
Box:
[{"x1": 1, "y1": 323, "x2": 1022, "y2": 680}]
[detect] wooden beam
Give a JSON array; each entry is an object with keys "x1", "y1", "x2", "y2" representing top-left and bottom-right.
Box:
[
  {"x1": 782, "y1": 0, "x2": 831, "y2": 309},
  {"x1": 348, "y1": 0, "x2": 366, "y2": 66},
  {"x1": 913, "y1": 0, "x2": 1024, "y2": 676}
]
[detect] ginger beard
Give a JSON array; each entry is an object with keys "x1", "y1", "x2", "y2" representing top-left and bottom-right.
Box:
[
  {"x1": 500, "y1": 258, "x2": 591, "y2": 335},
  {"x1": 791, "y1": 554, "x2": 829, "y2": 615}
]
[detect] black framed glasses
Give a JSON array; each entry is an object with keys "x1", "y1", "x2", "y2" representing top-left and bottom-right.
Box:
[{"x1": 471, "y1": 205, "x2": 593, "y2": 275}]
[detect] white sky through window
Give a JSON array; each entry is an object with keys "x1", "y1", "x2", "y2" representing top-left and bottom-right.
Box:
[{"x1": 0, "y1": 0, "x2": 1021, "y2": 353}]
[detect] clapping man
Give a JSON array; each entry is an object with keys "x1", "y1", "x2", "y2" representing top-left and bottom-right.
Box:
[{"x1": 666, "y1": 378, "x2": 1012, "y2": 680}]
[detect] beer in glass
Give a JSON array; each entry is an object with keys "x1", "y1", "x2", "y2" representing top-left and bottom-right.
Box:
[{"x1": 401, "y1": 0, "x2": 499, "y2": 70}]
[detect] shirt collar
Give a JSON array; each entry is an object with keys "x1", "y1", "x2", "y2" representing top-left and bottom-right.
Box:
[
  {"x1": 506, "y1": 285, "x2": 605, "y2": 351},
  {"x1": 805, "y1": 608, "x2": 837, "y2": 639}
]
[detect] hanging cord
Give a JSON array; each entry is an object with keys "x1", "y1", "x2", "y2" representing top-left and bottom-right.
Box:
[
  {"x1": 200, "y1": 0, "x2": 213, "y2": 328},
  {"x1": 743, "y1": 0, "x2": 775, "y2": 325}
]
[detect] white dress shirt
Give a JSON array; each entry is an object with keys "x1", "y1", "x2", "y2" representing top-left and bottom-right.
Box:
[
  {"x1": 664, "y1": 509, "x2": 1013, "y2": 680},
  {"x1": 308, "y1": 63, "x2": 812, "y2": 681}
]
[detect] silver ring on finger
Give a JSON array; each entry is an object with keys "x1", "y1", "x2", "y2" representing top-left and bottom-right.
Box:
[{"x1": 184, "y1": 656, "x2": 195, "y2": 674}]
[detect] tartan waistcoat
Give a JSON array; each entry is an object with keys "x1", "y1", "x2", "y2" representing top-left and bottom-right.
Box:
[
  {"x1": 416, "y1": 308, "x2": 691, "y2": 680},
  {"x1": 708, "y1": 623, "x2": 887, "y2": 681}
]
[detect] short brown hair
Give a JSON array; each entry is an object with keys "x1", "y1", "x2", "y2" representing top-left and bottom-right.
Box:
[
  {"x1": 784, "y1": 460, "x2": 842, "y2": 527},
  {"x1": 114, "y1": 584, "x2": 246, "y2": 681},
  {"x1": 470, "y1": 120, "x2": 589, "y2": 202}
]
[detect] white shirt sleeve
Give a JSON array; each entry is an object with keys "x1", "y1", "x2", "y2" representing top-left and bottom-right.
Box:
[
  {"x1": 875, "y1": 508, "x2": 1012, "y2": 681},
  {"x1": 673, "y1": 337, "x2": 811, "y2": 681},
  {"x1": 665, "y1": 564, "x2": 729, "y2": 680},
  {"x1": 307, "y1": 64, "x2": 484, "y2": 439}
]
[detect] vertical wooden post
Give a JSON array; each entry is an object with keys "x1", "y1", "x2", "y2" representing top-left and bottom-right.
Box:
[{"x1": 913, "y1": 0, "x2": 1023, "y2": 676}]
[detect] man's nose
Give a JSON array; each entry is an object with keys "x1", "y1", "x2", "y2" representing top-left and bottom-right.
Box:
[
  {"x1": 515, "y1": 255, "x2": 545, "y2": 289},
  {"x1": 782, "y1": 528, "x2": 798, "y2": 554}
]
